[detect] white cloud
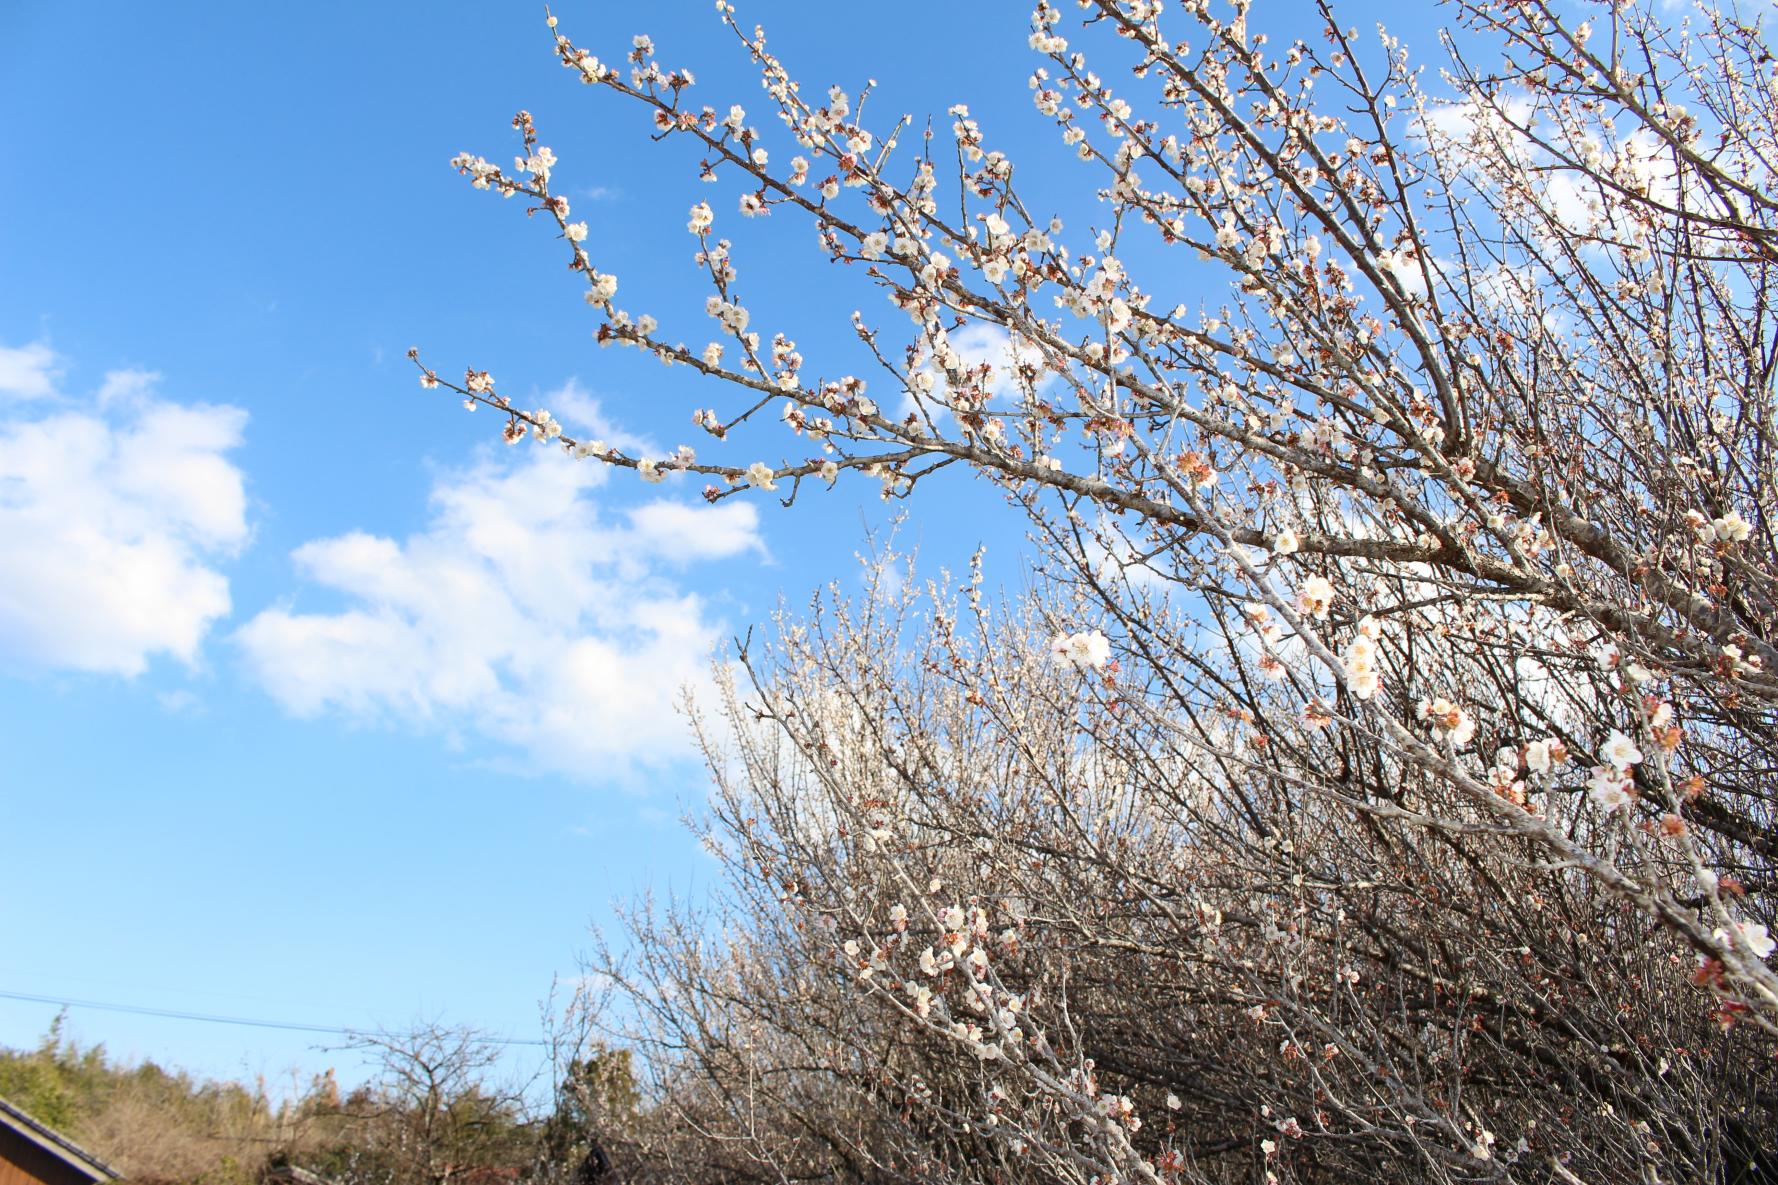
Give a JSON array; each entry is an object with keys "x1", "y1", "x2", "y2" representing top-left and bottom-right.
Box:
[
  {"x1": 1415, "y1": 91, "x2": 1537, "y2": 167},
  {"x1": 236, "y1": 445, "x2": 764, "y2": 781},
  {"x1": 0, "y1": 342, "x2": 60, "y2": 401},
  {"x1": 1085, "y1": 524, "x2": 1172, "y2": 595},
  {"x1": 897, "y1": 322, "x2": 1046, "y2": 421},
  {"x1": 953, "y1": 323, "x2": 1045, "y2": 396},
  {"x1": 0, "y1": 343, "x2": 249, "y2": 675},
  {"x1": 627, "y1": 501, "x2": 763, "y2": 564}
]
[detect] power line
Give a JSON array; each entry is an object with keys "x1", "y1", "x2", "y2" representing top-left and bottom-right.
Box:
[{"x1": 0, "y1": 988, "x2": 547, "y2": 1047}]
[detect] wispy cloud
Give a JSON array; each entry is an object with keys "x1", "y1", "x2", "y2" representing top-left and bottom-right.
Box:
[{"x1": 543, "y1": 378, "x2": 654, "y2": 455}]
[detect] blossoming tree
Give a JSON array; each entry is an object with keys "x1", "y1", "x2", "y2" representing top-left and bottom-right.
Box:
[{"x1": 416, "y1": 0, "x2": 1778, "y2": 1178}]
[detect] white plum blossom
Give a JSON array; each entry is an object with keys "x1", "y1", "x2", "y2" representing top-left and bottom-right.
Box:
[
  {"x1": 1602, "y1": 730, "x2": 1644, "y2": 770},
  {"x1": 1296, "y1": 575, "x2": 1335, "y2": 619},
  {"x1": 1714, "y1": 510, "x2": 1753, "y2": 543},
  {"x1": 587, "y1": 272, "x2": 618, "y2": 304},
  {"x1": 908, "y1": 983, "x2": 933, "y2": 1017},
  {"x1": 745, "y1": 461, "x2": 778, "y2": 490},
  {"x1": 1727, "y1": 919, "x2": 1775, "y2": 960},
  {"x1": 517, "y1": 145, "x2": 557, "y2": 178},
  {"x1": 1342, "y1": 615, "x2": 1382, "y2": 699},
  {"x1": 1418, "y1": 698, "x2": 1477, "y2": 746},
  {"x1": 1049, "y1": 629, "x2": 1111, "y2": 671},
  {"x1": 1524, "y1": 739, "x2": 1553, "y2": 774},
  {"x1": 1588, "y1": 767, "x2": 1634, "y2": 812}
]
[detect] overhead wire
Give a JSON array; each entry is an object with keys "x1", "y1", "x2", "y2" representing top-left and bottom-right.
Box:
[{"x1": 0, "y1": 988, "x2": 548, "y2": 1047}]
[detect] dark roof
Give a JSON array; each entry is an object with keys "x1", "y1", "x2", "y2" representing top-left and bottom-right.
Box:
[
  {"x1": 0, "y1": 1097, "x2": 118, "y2": 1183},
  {"x1": 263, "y1": 1167, "x2": 338, "y2": 1185}
]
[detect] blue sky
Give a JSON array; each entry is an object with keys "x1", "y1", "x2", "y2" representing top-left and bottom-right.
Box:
[{"x1": 0, "y1": 0, "x2": 1453, "y2": 1095}]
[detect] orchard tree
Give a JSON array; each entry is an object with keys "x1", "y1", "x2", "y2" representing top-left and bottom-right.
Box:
[{"x1": 416, "y1": 0, "x2": 1778, "y2": 1180}]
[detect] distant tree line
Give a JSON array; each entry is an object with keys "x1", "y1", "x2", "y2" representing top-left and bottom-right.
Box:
[{"x1": 0, "y1": 1016, "x2": 638, "y2": 1185}]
